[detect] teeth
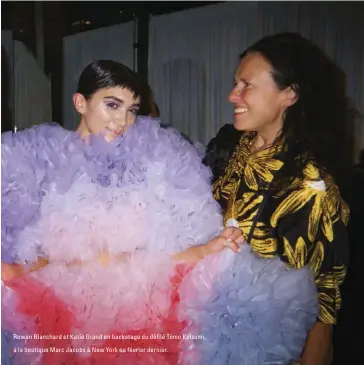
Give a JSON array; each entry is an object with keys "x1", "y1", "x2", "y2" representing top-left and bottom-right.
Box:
[{"x1": 235, "y1": 107, "x2": 247, "y2": 114}]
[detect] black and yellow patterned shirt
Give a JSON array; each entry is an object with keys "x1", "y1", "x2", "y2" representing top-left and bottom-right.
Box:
[{"x1": 213, "y1": 134, "x2": 350, "y2": 324}]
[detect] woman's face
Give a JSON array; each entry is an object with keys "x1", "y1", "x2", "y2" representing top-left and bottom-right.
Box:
[
  {"x1": 74, "y1": 87, "x2": 140, "y2": 141},
  {"x1": 228, "y1": 52, "x2": 296, "y2": 135}
]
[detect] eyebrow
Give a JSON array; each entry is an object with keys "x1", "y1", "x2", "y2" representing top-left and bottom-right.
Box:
[
  {"x1": 103, "y1": 96, "x2": 140, "y2": 107},
  {"x1": 234, "y1": 77, "x2": 250, "y2": 83}
]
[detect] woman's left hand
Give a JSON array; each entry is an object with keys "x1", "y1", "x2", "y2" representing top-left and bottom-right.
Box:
[
  {"x1": 96, "y1": 251, "x2": 132, "y2": 267},
  {"x1": 203, "y1": 227, "x2": 245, "y2": 255},
  {"x1": 172, "y1": 227, "x2": 245, "y2": 264},
  {"x1": 1, "y1": 257, "x2": 49, "y2": 282},
  {"x1": 1, "y1": 262, "x2": 23, "y2": 281}
]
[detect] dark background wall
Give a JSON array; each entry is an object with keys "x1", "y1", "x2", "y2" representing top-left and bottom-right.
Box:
[{"x1": 1, "y1": 1, "x2": 221, "y2": 125}]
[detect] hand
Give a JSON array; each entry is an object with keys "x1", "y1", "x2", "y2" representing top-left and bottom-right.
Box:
[
  {"x1": 172, "y1": 227, "x2": 245, "y2": 264},
  {"x1": 66, "y1": 251, "x2": 132, "y2": 268},
  {"x1": 97, "y1": 251, "x2": 111, "y2": 267},
  {"x1": 68, "y1": 251, "x2": 113, "y2": 267},
  {"x1": 1, "y1": 257, "x2": 49, "y2": 281},
  {"x1": 97, "y1": 251, "x2": 132, "y2": 267},
  {"x1": 202, "y1": 227, "x2": 245, "y2": 256},
  {"x1": 1, "y1": 262, "x2": 23, "y2": 281},
  {"x1": 29, "y1": 257, "x2": 49, "y2": 272}
]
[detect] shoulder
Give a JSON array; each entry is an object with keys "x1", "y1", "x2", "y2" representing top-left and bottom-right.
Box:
[
  {"x1": 320, "y1": 169, "x2": 350, "y2": 226},
  {"x1": 213, "y1": 124, "x2": 243, "y2": 142},
  {"x1": 271, "y1": 161, "x2": 349, "y2": 228},
  {"x1": 302, "y1": 161, "x2": 349, "y2": 225},
  {"x1": 205, "y1": 124, "x2": 245, "y2": 155}
]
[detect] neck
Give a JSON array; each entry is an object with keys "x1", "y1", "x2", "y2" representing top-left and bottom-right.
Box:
[
  {"x1": 253, "y1": 122, "x2": 283, "y2": 150},
  {"x1": 254, "y1": 132, "x2": 278, "y2": 149},
  {"x1": 76, "y1": 119, "x2": 89, "y2": 140}
]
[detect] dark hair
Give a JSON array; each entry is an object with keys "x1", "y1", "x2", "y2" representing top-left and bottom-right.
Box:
[
  {"x1": 77, "y1": 60, "x2": 152, "y2": 115},
  {"x1": 241, "y1": 32, "x2": 350, "y2": 189},
  {"x1": 203, "y1": 124, "x2": 243, "y2": 182},
  {"x1": 150, "y1": 101, "x2": 160, "y2": 118}
]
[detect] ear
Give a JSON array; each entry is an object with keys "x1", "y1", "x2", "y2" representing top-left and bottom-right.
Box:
[
  {"x1": 73, "y1": 93, "x2": 87, "y2": 114},
  {"x1": 282, "y1": 85, "x2": 299, "y2": 108}
]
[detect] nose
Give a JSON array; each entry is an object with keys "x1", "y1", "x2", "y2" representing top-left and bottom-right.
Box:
[
  {"x1": 228, "y1": 87, "x2": 240, "y2": 104},
  {"x1": 115, "y1": 110, "x2": 128, "y2": 126}
]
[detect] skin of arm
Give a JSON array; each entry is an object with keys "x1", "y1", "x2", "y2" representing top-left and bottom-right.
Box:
[
  {"x1": 1, "y1": 257, "x2": 49, "y2": 281},
  {"x1": 299, "y1": 322, "x2": 333, "y2": 365},
  {"x1": 1, "y1": 227, "x2": 244, "y2": 280}
]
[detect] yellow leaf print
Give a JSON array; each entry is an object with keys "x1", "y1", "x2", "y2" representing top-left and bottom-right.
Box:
[
  {"x1": 316, "y1": 273, "x2": 336, "y2": 290},
  {"x1": 309, "y1": 241, "x2": 324, "y2": 276},
  {"x1": 244, "y1": 156, "x2": 283, "y2": 191},
  {"x1": 252, "y1": 222, "x2": 269, "y2": 238},
  {"x1": 261, "y1": 158, "x2": 284, "y2": 171},
  {"x1": 318, "y1": 292, "x2": 334, "y2": 305},
  {"x1": 308, "y1": 199, "x2": 322, "y2": 243},
  {"x1": 317, "y1": 292, "x2": 335, "y2": 324},
  {"x1": 333, "y1": 265, "x2": 346, "y2": 286},
  {"x1": 233, "y1": 220, "x2": 267, "y2": 250},
  {"x1": 282, "y1": 236, "x2": 308, "y2": 269},
  {"x1": 314, "y1": 267, "x2": 345, "y2": 324},
  {"x1": 341, "y1": 202, "x2": 350, "y2": 226},
  {"x1": 213, "y1": 178, "x2": 222, "y2": 200},
  {"x1": 321, "y1": 212, "x2": 334, "y2": 242},
  {"x1": 251, "y1": 237, "x2": 277, "y2": 257},
  {"x1": 271, "y1": 161, "x2": 344, "y2": 243},
  {"x1": 234, "y1": 194, "x2": 263, "y2": 221},
  {"x1": 244, "y1": 165, "x2": 258, "y2": 191},
  {"x1": 271, "y1": 189, "x2": 316, "y2": 228},
  {"x1": 295, "y1": 237, "x2": 307, "y2": 268},
  {"x1": 225, "y1": 194, "x2": 262, "y2": 230},
  {"x1": 222, "y1": 189, "x2": 272, "y2": 257},
  {"x1": 220, "y1": 181, "x2": 237, "y2": 200},
  {"x1": 303, "y1": 162, "x2": 321, "y2": 180},
  {"x1": 323, "y1": 174, "x2": 350, "y2": 225},
  {"x1": 212, "y1": 135, "x2": 348, "y2": 326}
]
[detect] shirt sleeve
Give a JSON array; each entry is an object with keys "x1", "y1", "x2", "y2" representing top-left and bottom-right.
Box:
[{"x1": 274, "y1": 179, "x2": 350, "y2": 325}]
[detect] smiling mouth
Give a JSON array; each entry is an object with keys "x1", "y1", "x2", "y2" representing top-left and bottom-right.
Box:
[
  {"x1": 106, "y1": 128, "x2": 123, "y2": 136},
  {"x1": 234, "y1": 107, "x2": 248, "y2": 114}
]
